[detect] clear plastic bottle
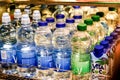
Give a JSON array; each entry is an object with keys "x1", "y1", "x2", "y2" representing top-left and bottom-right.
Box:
[
  {"x1": 70, "y1": 6, "x2": 83, "y2": 18},
  {"x1": 52, "y1": 23, "x2": 71, "y2": 80},
  {"x1": 0, "y1": 12, "x2": 17, "y2": 75},
  {"x1": 32, "y1": 10, "x2": 41, "y2": 30},
  {"x1": 35, "y1": 21, "x2": 53, "y2": 80},
  {"x1": 12, "y1": 9, "x2": 22, "y2": 30},
  {"x1": 84, "y1": 19, "x2": 98, "y2": 49},
  {"x1": 91, "y1": 45, "x2": 109, "y2": 80},
  {"x1": 105, "y1": 7, "x2": 118, "y2": 34},
  {"x1": 71, "y1": 23, "x2": 91, "y2": 80},
  {"x1": 96, "y1": 12, "x2": 109, "y2": 35},
  {"x1": 16, "y1": 14, "x2": 36, "y2": 78},
  {"x1": 73, "y1": 15, "x2": 82, "y2": 30},
  {"x1": 87, "y1": 6, "x2": 99, "y2": 18},
  {"x1": 46, "y1": 17, "x2": 55, "y2": 33},
  {"x1": 66, "y1": 18, "x2": 75, "y2": 38},
  {"x1": 81, "y1": 6, "x2": 90, "y2": 19},
  {"x1": 52, "y1": 5, "x2": 68, "y2": 19},
  {"x1": 92, "y1": 15, "x2": 106, "y2": 43},
  {"x1": 56, "y1": 14, "x2": 65, "y2": 23}
]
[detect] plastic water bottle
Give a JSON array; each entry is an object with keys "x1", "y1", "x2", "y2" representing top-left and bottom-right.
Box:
[
  {"x1": 35, "y1": 21, "x2": 53, "y2": 80},
  {"x1": 91, "y1": 45, "x2": 109, "y2": 80},
  {"x1": 12, "y1": 9, "x2": 22, "y2": 30},
  {"x1": 81, "y1": 6, "x2": 90, "y2": 19},
  {"x1": 96, "y1": 12, "x2": 109, "y2": 35},
  {"x1": 73, "y1": 15, "x2": 82, "y2": 30},
  {"x1": 0, "y1": 12, "x2": 17, "y2": 74},
  {"x1": 105, "y1": 7, "x2": 118, "y2": 34},
  {"x1": 71, "y1": 23, "x2": 91, "y2": 80},
  {"x1": 32, "y1": 10, "x2": 41, "y2": 30},
  {"x1": 92, "y1": 15, "x2": 106, "y2": 43},
  {"x1": 84, "y1": 19, "x2": 98, "y2": 50},
  {"x1": 70, "y1": 6, "x2": 83, "y2": 18},
  {"x1": 52, "y1": 5, "x2": 68, "y2": 19},
  {"x1": 56, "y1": 14, "x2": 65, "y2": 23},
  {"x1": 46, "y1": 17, "x2": 55, "y2": 33},
  {"x1": 52, "y1": 23, "x2": 71, "y2": 80},
  {"x1": 66, "y1": 18, "x2": 75, "y2": 38},
  {"x1": 16, "y1": 14, "x2": 36, "y2": 78}
]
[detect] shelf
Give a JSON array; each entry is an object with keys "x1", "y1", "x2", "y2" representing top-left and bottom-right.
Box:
[{"x1": 1, "y1": 0, "x2": 120, "y2": 7}]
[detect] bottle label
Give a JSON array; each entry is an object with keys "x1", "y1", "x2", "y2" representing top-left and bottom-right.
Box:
[
  {"x1": 91, "y1": 58, "x2": 109, "y2": 80},
  {"x1": 55, "y1": 58, "x2": 71, "y2": 72},
  {"x1": 37, "y1": 55, "x2": 53, "y2": 69},
  {"x1": 1, "y1": 50, "x2": 16, "y2": 63}
]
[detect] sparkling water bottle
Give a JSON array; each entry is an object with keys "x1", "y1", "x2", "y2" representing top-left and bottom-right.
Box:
[
  {"x1": 84, "y1": 19, "x2": 98, "y2": 49},
  {"x1": 56, "y1": 14, "x2": 65, "y2": 23},
  {"x1": 52, "y1": 23, "x2": 72, "y2": 80},
  {"x1": 0, "y1": 12, "x2": 17, "y2": 74},
  {"x1": 71, "y1": 23, "x2": 91, "y2": 80},
  {"x1": 66, "y1": 18, "x2": 75, "y2": 38},
  {"x1": 35, "y1": 21, "x2": 53, "y2": 80},
  {"x1": 70, "y1": 6, "x2": 83, "y2": 18},
  {"x1": 46, "y1": 17, "x2": 55, "y2": 32},
  {"x1": 32, "y1": 10, "x2": 41, "y2": 30},
  {"x1": 92, "y1": 15, "x2": 106, "y2": 43},
  {"x1": 16, "y1": 14, "x2": 36, "y2": 78}
]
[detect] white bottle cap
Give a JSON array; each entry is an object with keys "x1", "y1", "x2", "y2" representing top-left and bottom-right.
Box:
[
  {"x1": 32, "y1": 10, "x2": 41, "y2": 20},
  {"x1": 21, "y1": 14, "x2": 30, "y2": 24},
  {"x1": 57, "y1": 5, "x2": 64, "y2": 9},
  {"x1": 2, "y1": 12, "x2": 11, "y2": 23},
  {"x1": 14, "y1": 9, "x2": 22, "y2": 19}
]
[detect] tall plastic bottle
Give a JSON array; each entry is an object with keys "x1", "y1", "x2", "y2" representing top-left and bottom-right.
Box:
[
  {"x1": 105, "y1": 7, "x2": 118, "y2": 34},
  {"x1": 71, "y1": 23, "x2": 91, "y2": 80},
  {"x1": 91, "y1": 45, "x2": 109, "y2": 80},
  {"x1": 52, "y1": 23, "x2": 71, "y2": 80},
  {"x1": 92, "y1": 15, "x2": 106, "y2": 43},
  {"x1": 52, "y1": 5, "x2": 68, "y2": 19},
  {"x1": 35, "y1": 21, "x2": 53, "y2": 80},
  {"x1": 46, "y1": 17, "x2": 55, "y2": 32},
  {"x1": 66, "y1": 18, "x2": 75, "y2": 38},
  {"x1": 84, "y1": 19, "x2": 98, "y2": 50},
  {"x1": 16, "y1": 14, "x2": 36, "y2": 78},
  {"x1": 96, "y1": 12, "x2": 109, "y2": 35},
  {"x1": 73, "y1": 15, "x2": 82, "y2": 30},
  {"x1": 0, "y1": 12, "x2": 17, "y2": 74},
  {"x1": 70, "y1": 6, "x2": 83, "y2": 18},
  {"x1": 56, "y1": 14, "x2": 65, "y2": 23},
  {"x1": 12, "y1": 9, "x2": 22, "y2": 30},
  {"x1": 32, "y1": 10, "x2": 41, "y2": 30}
]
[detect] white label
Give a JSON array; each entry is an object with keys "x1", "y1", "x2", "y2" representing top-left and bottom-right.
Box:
[{"x1": 1, "y1": 50, "x2": 7, "y2": 59}]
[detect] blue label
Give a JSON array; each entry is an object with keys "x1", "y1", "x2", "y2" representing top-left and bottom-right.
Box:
[
  {"x1": 18, "y1": 58, "x2": 36, "y2": 68},
  {"x1": 55, "y1": 57, "x2": 71, "y2": 72},
  {"x1": 0, "y1": 50, "x2": 16, "y2": 63},
  {"x1": 37, "y1": 55, "x2": 53, "y2": 69}
]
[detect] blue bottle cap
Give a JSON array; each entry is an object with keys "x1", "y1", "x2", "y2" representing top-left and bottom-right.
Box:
[
  {"x1": 46, "y1": 17, "x2": 55, "y2": 23},
  {"x1": 56, "y1": 14, "x2": 65, "y2": 19},
  {"x1": 110, "y1": 32, "x2": 118, "y2": 39},
  {"x1": 73, "y1": 15, "x2": 82, "y2": 19},
  {"x1": 94, "y1": 45, "x2": 104, "y2": 58},
  {"x1": 100, "y1": 40, "x2": 109, "y2": 49},
  {"x1": 66, "y1": 18, "x2": 75, "y2": 23},
  {"x1": 105, "y1": 36, "x2": 113, "y2": 44},
  {"x1": 114, "y1": 28, "x2": 120, "y2": 34},
  {"x1": 38, "y1": 21, "x2": 48, "y2": 26},
  {"x1": 73, "y1": 6, "x2": 80, "y2": 8},
  {"x1": 56, "y1": 23, "x2": 66, "y2": 28}
]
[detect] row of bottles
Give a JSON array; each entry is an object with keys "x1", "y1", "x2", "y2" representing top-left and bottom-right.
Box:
[{"x1": 0, "y1": 5, "x2": 119, "y2": 80}]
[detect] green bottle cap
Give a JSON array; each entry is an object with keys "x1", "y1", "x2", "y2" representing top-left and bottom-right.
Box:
[
  {"x1": 96, "y1": 12, "x2": 104, "y2": 17},
  {"x1": 84, "y1": 19, "x2": 93, "y2": 25},
  {"x1": 92, "y1": 15, "x2": 100, "y2": 22},
  {"x1": 109, "y1": 7, "x2": 116, "y2": 11},
  {"x1": 77, "y1": 23, "x2": 87, "y2": 31}
]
